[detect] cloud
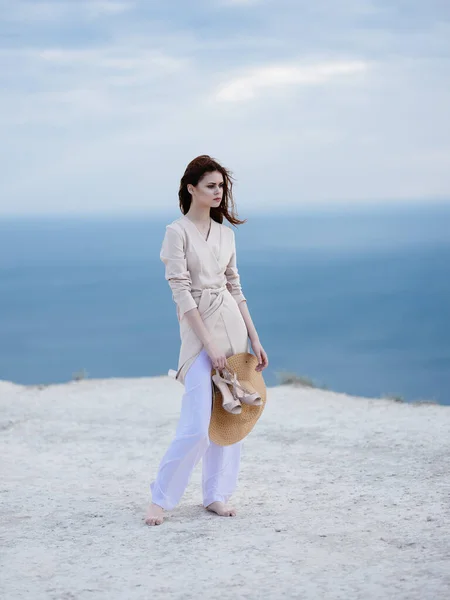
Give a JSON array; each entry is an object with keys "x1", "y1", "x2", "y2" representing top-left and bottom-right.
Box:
[
  {"x1": 37, "y1": 46, "x2": 185, "y2": 73},
  {"x1": 222, "y1": 0, "x2": 262, "y2": 5},
  {"x1": 2, "y1": 0, "x2": 135, "y2": 21},
  {"x1": 0, "y1": 41, "x2": 188, "y2": 127},
  {"x1": 0, "y1": 0, "x2": 449, "y2": 214},
  {"x1": 214, "y1": 60, "x2": 369, "y2": 102},
  {"x1": 86, "y1": 1, "x2": 135, "y2": 16}
]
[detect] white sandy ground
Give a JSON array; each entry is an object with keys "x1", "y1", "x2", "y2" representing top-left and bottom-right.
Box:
[{"x1": 0, "y1": 377, "x2": 449, "y2": 600}]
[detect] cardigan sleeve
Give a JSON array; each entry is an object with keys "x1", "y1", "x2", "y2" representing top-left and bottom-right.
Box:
[
  {"x1": 160, "y1": 225, "x2": 198, "y2": 318},
  {"x1": 225, "y1": 229, "x2": 247, "y2": 305}
]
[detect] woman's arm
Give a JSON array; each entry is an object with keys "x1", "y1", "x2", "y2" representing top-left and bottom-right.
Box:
[
  {"x1": 225, "y1": 229, "x2": 269, "y2": 372},
  {"x1": 236, "y1": 300, "x2": 258, "y2": 344},
  {"x1": 237, "y1": 300, "x2": 269, "y2": 372},
  {"x1": 182, "y1": 308, "x2": 228, "y2": 370},
  {"x1": 225, "y1": 229, "x2": 269, "y2": 371}
]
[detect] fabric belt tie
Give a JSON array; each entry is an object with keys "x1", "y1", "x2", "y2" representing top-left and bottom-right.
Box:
[{"x1": 191, "y1": 285, "x2": 228, "y2": 317}]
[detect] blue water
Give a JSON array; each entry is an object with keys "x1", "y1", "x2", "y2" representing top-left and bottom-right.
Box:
[{"x1": 1, "y1": 202, "x2": 449, "y2": 405}]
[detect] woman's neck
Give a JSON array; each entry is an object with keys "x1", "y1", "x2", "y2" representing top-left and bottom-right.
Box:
[{"x1": 185, "y1": 206, "x2": 211, "y2": 224}]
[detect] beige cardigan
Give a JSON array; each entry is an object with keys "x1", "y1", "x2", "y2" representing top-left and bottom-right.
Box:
[{"x1": 160, "y1": 214, "x2": 249, "y2": 386}]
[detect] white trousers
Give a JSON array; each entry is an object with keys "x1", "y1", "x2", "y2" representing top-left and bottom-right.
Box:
[{"x1": 150, "y1": 349, "x2": 243, "y2": 510}]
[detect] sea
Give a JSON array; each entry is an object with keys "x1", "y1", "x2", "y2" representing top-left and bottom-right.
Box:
[{"x1": 1, "y1": 202, "x2": 449, "y2": 405}]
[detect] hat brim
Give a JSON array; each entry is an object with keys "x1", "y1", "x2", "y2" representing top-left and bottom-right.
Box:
[{"x1": 209, "y1": 352, "x2": 267, "y2": 446}]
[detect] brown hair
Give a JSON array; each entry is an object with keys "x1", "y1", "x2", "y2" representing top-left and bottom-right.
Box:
[{"x1": 178, "y1": 155, "x2": 246, "y2": 226}]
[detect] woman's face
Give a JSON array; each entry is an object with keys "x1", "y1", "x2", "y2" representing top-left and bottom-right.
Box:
[{"x1": 188, "y1": 170, "x2": 224, "y2": 208}]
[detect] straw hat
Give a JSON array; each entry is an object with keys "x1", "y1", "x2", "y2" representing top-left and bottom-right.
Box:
[{"x1": 209, "y1": 352, "x2": 267, "y2": 446}]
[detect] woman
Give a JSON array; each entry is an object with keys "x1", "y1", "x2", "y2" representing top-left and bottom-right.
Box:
[{"x1": 145, "y1": 155, "x2": 269, "y2": 526}]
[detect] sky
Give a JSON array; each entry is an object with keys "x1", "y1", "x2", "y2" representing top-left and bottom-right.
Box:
[{"x1": 0, "y1": 0, "x2": 449, "y2": 216}]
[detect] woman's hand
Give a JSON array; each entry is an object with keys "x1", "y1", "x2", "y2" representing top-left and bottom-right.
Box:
[
  {"x1": 204, "y1": 340, "x2": 228, "y2": 371},
  {"x1": 250, "y1": 338, "x2": 269, "y2": 372}
]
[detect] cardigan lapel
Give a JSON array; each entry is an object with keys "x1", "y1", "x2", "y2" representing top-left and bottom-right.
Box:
[{"x1": 181, "y1": 215, "x2": 223, "y2": 272}]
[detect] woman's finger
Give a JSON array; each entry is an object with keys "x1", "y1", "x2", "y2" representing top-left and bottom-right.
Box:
[{"x1": 257, "y1": 349, "x2": 267, "y2": 370}]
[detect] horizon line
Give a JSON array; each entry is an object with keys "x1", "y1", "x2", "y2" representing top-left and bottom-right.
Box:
[{"x1": 1, "y1": 198, "x2": 449, "y2": 220}]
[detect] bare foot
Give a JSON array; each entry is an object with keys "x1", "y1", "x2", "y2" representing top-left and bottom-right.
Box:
[
  {"x1": 144, "y1": 503, "x2": 164, "y2": 526},
  {"x1": 206, "y1": 501, "x2": 236, "y2": 517}
]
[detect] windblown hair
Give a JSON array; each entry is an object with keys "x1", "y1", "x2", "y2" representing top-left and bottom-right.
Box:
[{"x1": 178, "y1": 155, "x2": 246, "y2": 226}]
